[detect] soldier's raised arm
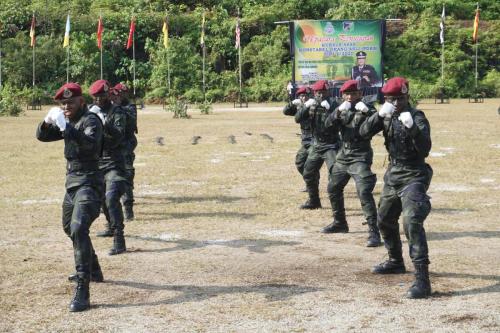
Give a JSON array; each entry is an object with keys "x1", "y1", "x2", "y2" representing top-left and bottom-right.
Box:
[
  {"x1": 36, "y1": 107, "x2": 65, "y2": 142},
  {"x1": 103, "y1": 106, "x2": 126, "y2": 149},
  {"x1": 404, "y1": 110, "x2": 432, "y2": 158},
  {"x1": 65, "y1": 111, "x2": 103, "y2": 153}
]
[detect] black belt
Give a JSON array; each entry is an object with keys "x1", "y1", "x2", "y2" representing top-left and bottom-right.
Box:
[
  {"x1": 67, "y1": 160, "x2": 99, "y2": 172},
  {"x1": 389, "y1": 158, "x2": 425, "y2": 166},
  {"x1": 343, "y1": 141, "x2": 370, "y2": 149}
]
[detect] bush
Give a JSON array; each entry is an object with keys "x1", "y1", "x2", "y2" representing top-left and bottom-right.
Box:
[
  {"x1": 0, "y1": 85, "x2": 24, "y2": 117},
  {"x1": 198, "y1": 100, "x2": 213, "y2": 115},
  {"x1": 165, "y1": 96, "x2": 190, "y2": 119},
  {"x1": 480, "y1": 70, "x2": 500, "y2": 97}
]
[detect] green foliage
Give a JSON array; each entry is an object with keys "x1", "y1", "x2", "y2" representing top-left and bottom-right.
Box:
[
  {"x1": 165, "y1": 96, "x2": 190, "y2": 119},
  {"x1": 480, "y1": 70, "x2": 500, "y2": 97},
  {"x1": 198, "y1": 100, "x2": 213, "y2": 115},
  {"x1": 0, "y1": 0, "x2": 499, "y2": 100},
  {"x1": 0, "y1": 84, "x2": 24, "y2": 117}
]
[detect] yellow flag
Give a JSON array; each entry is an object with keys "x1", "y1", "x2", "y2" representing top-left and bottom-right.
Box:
[
  {"x1": 63, "y1": 15, "x2": 70, "y2": 48},
  {"x1": 162, "y1": 19, "x2": 168, "y2": 48}
]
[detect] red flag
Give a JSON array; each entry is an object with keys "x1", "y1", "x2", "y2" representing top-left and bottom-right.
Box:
[
  {"x1": 30, "y1": 14, "x2": 36, "y2": 47},
  {"x1": 97, "y1": 16, "x2": 104, "y2": 49},
  {"x1": 472, "y1": 6, "x2": 480, "y2": 43},
  {"x1": 126, "y1": 17, "x2": 135, "y2": 49}
]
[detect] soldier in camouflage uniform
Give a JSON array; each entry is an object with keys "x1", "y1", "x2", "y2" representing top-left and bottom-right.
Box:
[
  {"x1": 283, "y1": 86, "x2": 312, "y2": 184},
  {"x1": 322, "y1": 80, "x2": 382, "y2": 247},
  {"x1": 110, "y1": 83, "x2": 138, "y2": 221},
  {"x1": 360, "y1": 77, "x2": 433, "y2": 299},
  {"x1": 90, "y1": 80, "x2": 128, "y2": 255},
  {"x1": 36, "y1": 83, "x2": 103, "y2": 312},
  {"x1": 295, "y1": 80, "x2": 341, "y2": 209}
]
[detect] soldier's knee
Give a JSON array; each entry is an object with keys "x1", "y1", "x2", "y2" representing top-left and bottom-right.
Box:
[{"x1": 70, "y1": 221, "x2": 88, "y2": 240}]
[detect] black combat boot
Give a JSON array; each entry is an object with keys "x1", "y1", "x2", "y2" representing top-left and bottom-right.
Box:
[
  {"x1": 124, "y1": 205, "x2": 134, "y2": 221},
  {"x1": 321, "y1": 220, "x2": 349, "y2": 233},
  {"x1": 69, "y1": 277, "x2": 90, "y2": 312},
  {"x1": 366, "y1": 223, "x2": 382, "y2": 247},
  {"x1": 406, "y1": 264, "x2": 431, "y2": 299},
  {"x1": 371, "y1": 258, "x2": 406, "y2": 274},
  {"x1": 68, "y1": 255, "x2": 104, "y2": 282},
  {"x1": 300, "y1": 191, "x2": 322, "y2": 209},
  {"x1": 109, "y1": 231, "x2": 126, "y2": 255}
]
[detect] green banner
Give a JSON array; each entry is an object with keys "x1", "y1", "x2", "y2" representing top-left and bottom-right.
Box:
[{"x1": 294, "y1": 20, "x2": 383, "y2": 88}]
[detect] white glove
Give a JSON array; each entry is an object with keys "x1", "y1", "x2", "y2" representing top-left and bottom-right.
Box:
[
  {"x1": 378, "y1": 102, "x2": 395, "y2": 118},
  {"x1": 321, "y1": 100, "x2": 330, "y2": 109},
  {"x1": 304, "y1": 99, "x2": 317, "y2": 108},
  {"x1": 292, "y1": 99, "x2": 302, "y2": 106},
  {"x1": 338, "y1": 101, "x2": 351, "y2": 112},
  {"x1": 355, "y1": 102, "x2": 369, "y2": 113},
  {"x1": 398, "y1": 112, "x2": 414, "y2": 128},
  {"x1": 89, "y1": 105, "x2": 105, "y2": 123},
  {"x1": 54, "y1": 112, "x2": 67, "y2": 131},
  {"x1": 44, "y1": 107, "x2": 63, "y2": 125}
]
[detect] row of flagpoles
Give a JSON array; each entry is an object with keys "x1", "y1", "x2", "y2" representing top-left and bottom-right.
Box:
[
  {"x1": 2, "y1": 6, "x2": 481, "y2": 97},
  {"x1": 22, "y1": 11, "x2": 242, "y2": 101}
]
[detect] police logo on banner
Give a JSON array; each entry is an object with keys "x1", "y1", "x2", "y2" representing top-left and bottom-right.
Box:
[
  {"x1": 324, "y1": 22, "x2": 335, "y2": 35},
  {"x1": 343, "y1": 21, "x2": 354, "y2": 32}
]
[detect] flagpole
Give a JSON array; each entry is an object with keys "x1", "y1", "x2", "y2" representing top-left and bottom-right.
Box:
[
  {"x1": 202, "y1": 10, "x2": 206, "y2": 103},
  {"x1": 100, "y1": 13, "x2": 103, "y2": 80},
  {"x1": 32, "y1": 13, "x2": 36, "y2": 100},
  {"x1": 167, "y1": 14, "x2": 171, "y2": 94},
  {"x1": 441, "y1": 6, "x2": 444, "y2": 91},
  {"x1": 67, "y1": 46, "x2": 70, "y2": 83},
  {"x1": 132, "y1": 24, "x2": 136, "y2": 97},
  {"x1": 237, "y1": 8, "x2": 242, "y2": 104},
  {"x1": 474, "y1": 2, "x2": 479, "y2": 93}
]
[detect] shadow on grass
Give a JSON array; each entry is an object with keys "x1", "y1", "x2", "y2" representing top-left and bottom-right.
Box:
[
  {"x1": 427, "y1": 231, "x2": 500, "y2": 241},
  {"x1": 138, "y1": 211, "x2": 260, "y2": 220},
  {"x1": 127, "y1": 236, "x2": 301, "y2": 254},
  {"x1": 431, "y1": 207, "x2": 476, "y2": 215},
  {"x1": 432, "y1": 272, "x2": 500, "y2": 297},
  {"x1": 94, "y1": 281, "x2": 322, "y2": 308},
  {"x1": 135, "y1": 195, "x2": 250, "y2": 204}
]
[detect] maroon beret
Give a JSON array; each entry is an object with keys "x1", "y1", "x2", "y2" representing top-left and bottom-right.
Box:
[
  {"x1": 296, "y1": 87, "x2": 310, "y2": 95},
  {"x1": 381, "y1": 77, "x2": 409, "y2": 96},
  {"x1": 54, "y1": 83, "x2": 82, "y2": 100},
  {"x1": 113, "y1": 83, "x2": 129, "y2": 94},
  {"x1": 340, "y1": 80, "x2": 360, "y2": 93},
  {"x1": 89, "y1": 79, "x2": 111, "y2": 96},
  {"x1": 311, "y1": 80, "x2": 329, "y2": 91}
]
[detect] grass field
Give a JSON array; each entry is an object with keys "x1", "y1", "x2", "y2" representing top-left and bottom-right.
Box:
[{"x1": 0, "y1": 99, "x2": 499, "y2": 332}]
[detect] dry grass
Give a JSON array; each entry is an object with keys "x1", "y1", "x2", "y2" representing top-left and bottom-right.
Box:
[{"x1": 0, "y1": 99, "x2": 499, "y2": 332}]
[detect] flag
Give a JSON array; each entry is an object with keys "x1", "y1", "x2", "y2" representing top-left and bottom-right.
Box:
[
  {"x1": 235, "y1": 17, "x2": 240, "y2": 49},
  {"x1": 126, "y1": 17, "x2": 135, "y2": 50},
  {"x1": 439, "y1": 5, "x2": 445, "y2": 44},
  {"x1": 29, "y1": 14, "x2": 36, "y2": 47},
  {"x1": 162, "y1": 18, "x2": 168, "y2": 48},
  {"x1": 200, "y1": 11, "x2": 205, "y2": 47},
  {"x1": 63, "y1": 15, "x2": 70, "y2": 48},
  {"x1": 97, "y1": 16, "x2": 103, "y2": 49},
  {"x1": 472, "y1": 5, "x2": 480, "y2": 43}
]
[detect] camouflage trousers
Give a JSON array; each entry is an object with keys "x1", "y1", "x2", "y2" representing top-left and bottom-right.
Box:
[
  {"x1": 378, "y1": 180, "x2": 432, "y2": 264},
  {"x1": 302, "y1": 145, "x2": 337, "y2": 197},
  {"x1": 295, "y1": 142, "x2": 311, "y2": 175},
  {"x1": 328, "y1": 161, "x2": 377, "y2": 225},
  {"x1": 121, "y1": 153, "x2": 135, "y2": 209},
  {"x1": 102, "y1": 170, "x2": 127, "y2": 234},
  {"x1": 62, "y1": 185, "x2": 102, "y2": 278}
]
